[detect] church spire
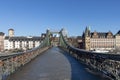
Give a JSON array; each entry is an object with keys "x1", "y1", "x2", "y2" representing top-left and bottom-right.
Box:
[{"x1": 85, "y1": 26, "x2": 90, "y2": 37}]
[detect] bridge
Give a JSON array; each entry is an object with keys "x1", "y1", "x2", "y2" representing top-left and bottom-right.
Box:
[{"x1": 0, "y1": 29, "x2": 120, "y2": 80}]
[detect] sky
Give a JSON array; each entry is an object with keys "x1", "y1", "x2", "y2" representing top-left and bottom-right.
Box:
[{"x1": 0, "y1": 0, "x2": 120, "y2": 36}]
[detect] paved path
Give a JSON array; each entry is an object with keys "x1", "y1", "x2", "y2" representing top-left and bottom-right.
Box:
[
  {"x1": 7, "y1": 47, "x2": 71, "y2": 80},
  {"x1": 7, "y1": 47, "x2": 110, "y2": 80}
]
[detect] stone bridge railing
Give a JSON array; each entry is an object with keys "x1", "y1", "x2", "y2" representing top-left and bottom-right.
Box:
[
  {"x1": 0, "y1": 46, "x2": 49, "y2": 80},
  {"x1": 60, "y1": 31, "x2": 120, "y2": 80},
  {"x1": 66, "y1": 46, "x2": 120, "y2": 80}
]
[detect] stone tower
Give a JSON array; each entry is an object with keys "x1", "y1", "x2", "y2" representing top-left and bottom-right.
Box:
[
  {"x1": 84, "y1": 26, "x2": 90, "y2": 50},
  {"x1": 8, "y1": 28, "x2": 14, "y2": 37}
]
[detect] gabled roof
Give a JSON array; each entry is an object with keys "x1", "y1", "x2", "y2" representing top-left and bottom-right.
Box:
[
  {"x1": 98, "y1": 32, "x2": 108, "y2": 37},
  {"x1": 91, "y1": 32, "x2": 107, "y2": 37},
  {"x1": 91, "y1": 31, "x2": 113, "y2": 38}
]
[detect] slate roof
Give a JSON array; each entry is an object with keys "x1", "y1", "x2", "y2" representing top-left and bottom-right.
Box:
[
  {"x1": 91, "y1": 32, "x2": 114, "y2": 38},
  {"x1": 5, "y1": 36, "x2": 44, "y2": 41},
  {"x1": 0, "y1": 32, "x2": 5, "y2": 35},
  {"x1": 116, "y1": 30, "x2": 120, "y2": 35},
  {"x1": 77, "y1": 36, "x2": 82, "y2": 39},
  {"x1": 4, "y1": 36, "x2": 9, "y2": 39},
  {"x1": 8, "y1": 28, "x2": 14, "y2": 31}
]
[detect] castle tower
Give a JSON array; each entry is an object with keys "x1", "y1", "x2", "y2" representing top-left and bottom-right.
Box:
[{"x1": 8, "y1": 28, "x2": 14, "y2": 37}]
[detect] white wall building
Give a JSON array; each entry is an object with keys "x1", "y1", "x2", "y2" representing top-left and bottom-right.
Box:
[
  {"x1": 3, "y1": 28, "x2": 46, "y2": 51},
  {"x1": 4, "y1": 36, "x2": 43, "y2": 50}
]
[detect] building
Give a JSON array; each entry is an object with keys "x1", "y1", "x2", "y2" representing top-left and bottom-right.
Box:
[
  {"x1": 0, "y1": 32, "x2": 5, "y2": 51},
  {"x1": 82, "y1": 27, "x2": 120, "y2": 51},
  {"x1": 3, "y1": 29, "x2": 44, "y2": 51},
  {"x1": 4, "y1": 36, "x2": 44, "y2": 50},
  {"x1": 8, "y1": 28, "x2": 14, "y2": 37},
  {"x1": 90, "y1": 31, "x2": 115, "y2": 51},
  {"x1": 115, "y1": 30, "x2": 120, "y2": 49},
  {"x1": 82, "y1": 27, "x2": 91, "y2": 50}
]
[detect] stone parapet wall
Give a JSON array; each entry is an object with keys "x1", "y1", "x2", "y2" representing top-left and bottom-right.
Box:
[{"x1": 0, "y1": 47, "x2": 49, "y2": 80}]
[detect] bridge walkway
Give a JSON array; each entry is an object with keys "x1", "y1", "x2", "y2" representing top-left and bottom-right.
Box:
[{"x1": 7, "y1": 47, "x2": 109, "y2": 80}]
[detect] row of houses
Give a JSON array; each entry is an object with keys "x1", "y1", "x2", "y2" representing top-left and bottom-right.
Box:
[
  {"x1": 0, "y1": 29, "x2": 45, "y2": 52},
  {"x1": 0, "y1": 28, "x2": 68, "y2": 52},
  {"x1": 1, "y1": 27, "x2": 120, "y2": 52}
]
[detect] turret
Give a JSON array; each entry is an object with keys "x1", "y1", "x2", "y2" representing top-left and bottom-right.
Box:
[
  {"x1": 84, "y1": 26, "x2": 91, "y2": 51},
  {"x1": 8, "y1": 28, "x2": 14, "y2": 37},
  {"x1": 85, "y1": 26, "x2": 90, "y2": 37}
]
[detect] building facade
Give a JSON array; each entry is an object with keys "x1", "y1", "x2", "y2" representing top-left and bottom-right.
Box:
[
  {"x1": 4, "y1": 36, "x2": 43, "y2": 50},
  {"x1": 83, "y1": 27, "x2": 120, "y2": 51},
  {"x1": 90, "y1": 31, "x2": 115, "y2": 51},
  {"x1": 115, "y1": 30, "x2": 120, "y2": 49},
  {"x1": 2, "y1": 29, "x2": 45, "y2": 51}
]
